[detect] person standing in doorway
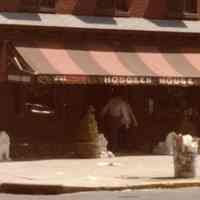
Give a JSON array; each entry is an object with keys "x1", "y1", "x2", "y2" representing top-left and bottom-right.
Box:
[{"x1": 101, "y1": 93, "x2": 138, "y2": 153}]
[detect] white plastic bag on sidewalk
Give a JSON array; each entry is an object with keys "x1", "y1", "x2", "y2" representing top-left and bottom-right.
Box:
[{"x1": 0, "y1": 131, "x2": 10, "y2": 161}]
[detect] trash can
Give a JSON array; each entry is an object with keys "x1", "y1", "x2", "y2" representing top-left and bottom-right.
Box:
[{"x1": 173, "y1": 135, "x2": 198, "y2": 178}]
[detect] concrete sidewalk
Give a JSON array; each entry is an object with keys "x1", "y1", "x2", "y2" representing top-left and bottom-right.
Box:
[{"x1": 0, "y1": 156, "x2": 200, "y2": 194}]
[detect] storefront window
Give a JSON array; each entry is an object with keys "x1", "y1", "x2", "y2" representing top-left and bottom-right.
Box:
[{"x1": 25, "y1": 86, "x2": 56, "y2": 116}]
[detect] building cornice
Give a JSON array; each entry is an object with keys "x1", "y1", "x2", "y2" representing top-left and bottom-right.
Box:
[{"x1": 0, "y1": 12, "x2": 200, "y2": 34}]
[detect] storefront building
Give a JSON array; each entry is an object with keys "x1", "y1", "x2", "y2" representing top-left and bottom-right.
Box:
[{"x1": 0, "y1": 0, "x2": 200, "y2": 157}]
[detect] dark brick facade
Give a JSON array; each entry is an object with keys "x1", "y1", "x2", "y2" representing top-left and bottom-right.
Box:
[
  {"x1": 0, "y1": 0, "x2": 174, "y2": 19},
  {"x1": 0, "y1": 0, "x2": 200, "y2": 156},
  {"x1": 3, "y1": 0, "x2": 200, "y2": 19}
]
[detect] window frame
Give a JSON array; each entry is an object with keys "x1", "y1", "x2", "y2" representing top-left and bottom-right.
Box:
[
  {"x1": 20, "y1": 0, "x2": 38, "y2": 12},
  {"x1": 168, "y1": 0, "x2": 200, "y2": 20},
  {"x1": 96, "y1": 0, "x2": 115, "y2": 16},
  {"x1": 38, "y1": 0, "x2": 56, "y2": 13},
  {"x1": 183, "y1": 0, "x2": 200, "y2": 19},
  {"x1": 96, "y1": 0, "x2": 129, "y2": 17},
  {"x1": 115, "y1": 0, "x2": 130, "y2": 17},
  {"x1": 20, "y1": 0, "x2": 56, "y2": 13}
]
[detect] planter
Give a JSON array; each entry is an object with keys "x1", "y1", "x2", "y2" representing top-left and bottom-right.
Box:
[{"x1": 75, "y1": 141, "x2": 101, "y2": 158}]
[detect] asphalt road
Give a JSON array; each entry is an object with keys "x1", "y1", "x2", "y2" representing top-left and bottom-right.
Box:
[{"x1": 1, "y1": 188, "x2": 200, "y2": 200}]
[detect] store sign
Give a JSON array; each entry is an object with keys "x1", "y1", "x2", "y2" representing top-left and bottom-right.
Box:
[
  {"x1": 37, "y1": 74, "x2": 197, "y2": 86},
  {"x1": 54, "y1": 75, "x2": 88, "y2": 84},
  {"x1": 104, "y1": 76, "x2": 196, "y2": 86},
  {"x1": 104, "y1": 76, "x2": 153, "y2": 85},
  {"x1": 158, "y1": 77, "x2": 195, "y2": 86}
]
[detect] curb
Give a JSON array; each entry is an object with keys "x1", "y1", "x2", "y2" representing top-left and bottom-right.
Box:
[
  {"x1": 0, "y1": 183, "x2": 64, "y2": 194},
  {"x1": 1, "y1": 180, "x2": 200, "y2": 194}
]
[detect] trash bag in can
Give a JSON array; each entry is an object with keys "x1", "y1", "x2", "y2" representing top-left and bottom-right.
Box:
[{"x1": 173, "y1": 134, "x2": 198, "y2": 178}]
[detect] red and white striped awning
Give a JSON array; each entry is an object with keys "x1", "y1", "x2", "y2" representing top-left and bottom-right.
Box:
[{"x1": 8, "y1": 41, "x2": 200, "y2": 86}]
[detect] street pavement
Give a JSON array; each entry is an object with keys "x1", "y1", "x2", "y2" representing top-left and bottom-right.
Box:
[
  {"x1": 1, "y1": 188, "x2": 200, "y2": 200},
  {"x1": 0, "y1": 156, "x2": 200, "y2": 194}
]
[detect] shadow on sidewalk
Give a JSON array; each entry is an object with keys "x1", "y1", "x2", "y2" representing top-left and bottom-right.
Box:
[{"x1": 118, "y1": 176, "x2": 174, "y2": 180}]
